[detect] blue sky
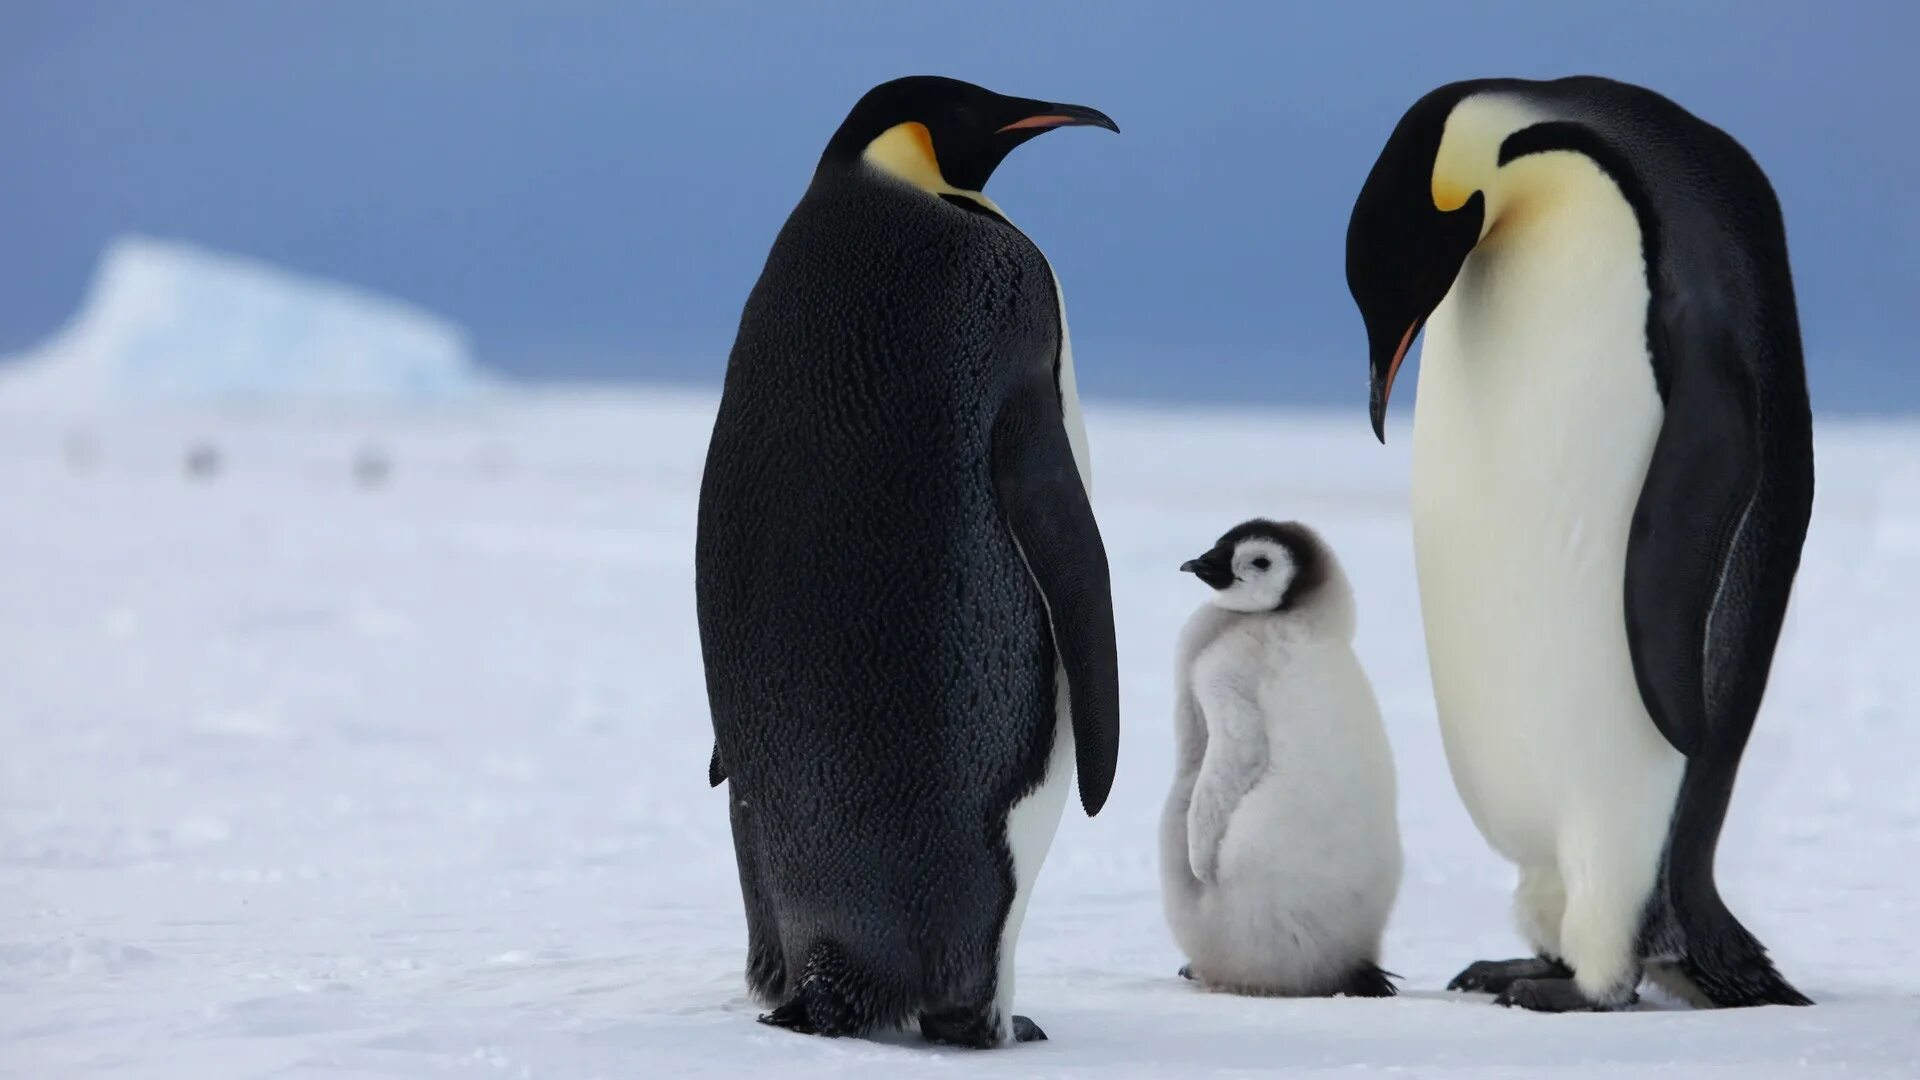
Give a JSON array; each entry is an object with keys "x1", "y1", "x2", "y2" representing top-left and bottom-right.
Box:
[{"x1": 3, "y1": 2, "x2": 1915, "y2": 409}]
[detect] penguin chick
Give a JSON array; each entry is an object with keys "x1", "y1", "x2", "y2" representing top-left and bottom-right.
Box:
[{"x1": 1161, "y1": 519, "x2": 1402, "y2": 998}]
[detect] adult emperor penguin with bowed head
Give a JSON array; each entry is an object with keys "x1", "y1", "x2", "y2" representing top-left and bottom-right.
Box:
[
  {"x1": 697, "y1": 76, "x2": 1120, "y2": 1047},
  {"x1": 1345, "y1": 76, "x2": 1814, "y2": 1012}
]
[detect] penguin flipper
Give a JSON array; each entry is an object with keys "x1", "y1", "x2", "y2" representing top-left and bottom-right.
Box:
[
  {"x1": 1623, "y1": 313, "x2": 1812, "y2": 759},
  {"x1": 708, "y1": 742, "x2": 726, "y2": 787},
  {"x1": 991, "y1": 369, "x2": 1120, "y2": 816},
  {"x1": 1186, "y1": 684, "x2": 1269, "y2": 883}
]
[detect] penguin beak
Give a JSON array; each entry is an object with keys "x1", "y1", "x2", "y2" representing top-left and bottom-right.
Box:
[
  {"x1": 1368, "y1": 319, "x2": 1421, "y2": 443},
  {"x1": 1180, "y1": 551, "x2": 1235, "y2": 591},
  {"x1": 996, "y1": 102, "x2": 1120, "y2": 135}
]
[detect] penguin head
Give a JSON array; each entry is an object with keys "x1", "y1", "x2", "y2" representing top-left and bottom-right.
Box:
[
  {"x1": 1348, "y1": 81, "x2": 1544, "y2": 442},
  {"x1": 820, "y1": 76, "x2": 1117, "y2": 199},
  {"x1": 1181, "y1": 519, "x2": 1330, "y2": 615}
]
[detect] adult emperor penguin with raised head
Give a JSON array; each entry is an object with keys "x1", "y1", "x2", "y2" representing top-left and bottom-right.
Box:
[
  {"x1": 697, "y1": 76, "x2": 1119, "y2": 1047},
  {"x1": 1345, "y1": 76, "x2": 1814, "y2": 1012}
]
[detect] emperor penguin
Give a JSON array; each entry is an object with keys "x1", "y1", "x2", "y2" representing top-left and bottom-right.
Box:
[
  {"x1": 696, "y1": 76, "x2": 1120, "y2": 1047},
  {"x1": 1161, "y1": 520, "x2": 1402, "y2": 998},
  {"x1": 1345, "y1": 76, "x2": 1814, "y2": 1011}
]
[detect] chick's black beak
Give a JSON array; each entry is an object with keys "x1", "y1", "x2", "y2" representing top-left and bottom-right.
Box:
[
  {"x1": 997, "y1": 102, "x2": 1120, "y2": 135},
  {"x1": 1180, "y1": 551, "x2": 1234, "y2": 591}
]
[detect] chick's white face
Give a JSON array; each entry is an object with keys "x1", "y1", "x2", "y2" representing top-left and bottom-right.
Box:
[{"x1": 1210, "y1": 538, "x2": 1297, "y2": 613}]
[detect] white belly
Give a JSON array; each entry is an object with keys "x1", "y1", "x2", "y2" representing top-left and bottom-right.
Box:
[
  {"x1": 992, "y1": 269, "x2": 1086, "y2": 1037},
  {"x1": 1165, "y1": 635, "x2": 1403, "y2": 994},
  {"x1": 1052, "y1": 272, "x2": 1091, "y2": 488},
  {"x1": 1409, "y1": 163, "x2": 1684, "y2": 868}
]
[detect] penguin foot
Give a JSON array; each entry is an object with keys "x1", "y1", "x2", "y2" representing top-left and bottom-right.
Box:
[
  {"x1": 757, "y1": 998, "x2": 818, "y2": 1034},
  {"x1": 1493, "y1": 977, "x2": 1638, "y2": 1013},
  {"x1": 921, "y1": 1007, "x2": 1041, "y2": 1048},
  {"x1": 1178, "y1": 963, "x2": 1195, "y2": 981},
  {"x1": 1336, "y1": 962, "x2": 1400, "y2": 998},
  {"x1": 1447, "y1": 956, "x2": 1573, "y2": 995}
]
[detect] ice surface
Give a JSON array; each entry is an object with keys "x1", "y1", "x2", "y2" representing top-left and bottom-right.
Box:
[
  {"x1": 1, "y1": 392, "x2": 1915, "y2": 1077},
  {"x1": 0, "y1": 237, "x2": 485, "y2": 408}
]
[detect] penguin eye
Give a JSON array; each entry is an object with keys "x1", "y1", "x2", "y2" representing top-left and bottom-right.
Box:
[{"x1": 1251, "y1": 557, "x2": 1271, "y2": 571}]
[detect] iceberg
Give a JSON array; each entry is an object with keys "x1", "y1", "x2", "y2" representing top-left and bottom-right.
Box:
[{"x1": 0, "y1": 236, "x2": 488, "y2": 407}]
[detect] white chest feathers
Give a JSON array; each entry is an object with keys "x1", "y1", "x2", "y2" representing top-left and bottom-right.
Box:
[
  {"x1": 1409, "y1": 145, "x2": 1681, "y2": 870},
  {"x1": 1159, "y1": 598, "x2": 1403, "y2": 996}
]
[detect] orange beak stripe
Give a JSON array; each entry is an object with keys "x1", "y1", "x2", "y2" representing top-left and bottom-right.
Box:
[
  {"x1": 1382, "y1": 321, "x2": 1418, "y2": 413},
  {"x1": 996, "y1": 114, "x2": 1079, "y2": 133}
]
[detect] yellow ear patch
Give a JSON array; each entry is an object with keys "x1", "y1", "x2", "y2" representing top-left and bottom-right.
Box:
[
  {"x1": 1431, "y1": 94, "x2": 1540, "y2": 224},
  {"x1": 859, "y1": 120, "x2": 1010, "y2": 219},
  {"x1": 1432, "y1": 179, "x2": 1473, "y2": 213},
  {"x1": 863, "y1": 122, "x2": 947, "y2": 194}
]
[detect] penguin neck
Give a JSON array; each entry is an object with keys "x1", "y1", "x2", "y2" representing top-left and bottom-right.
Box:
[
  {"x1": 1207, "y1": 571, "x2": 1357, "y2": 645},
  {"x1": 858, "y1": 122, "x2": 1012, "y2": 221},
  {"x1": 1434, "y1": 94, "x2": 1652, "y2": 258},
  {"x1": 1285, "y1": 578, "x2": 1357, "y2": 645},
  {"x1": 1478, "y1": 150, "x2": 1633, "y2": 256},
  {"x1": 1431, "y1": 94, "x2": 1547, "y2": 243}
]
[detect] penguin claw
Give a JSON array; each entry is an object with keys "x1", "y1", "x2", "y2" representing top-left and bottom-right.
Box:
[
  {"x1": 1493, "y1": 977, "x2": 1636, "y2": 1012},
  {"x1": 921, "y1": 1007, "x2": 1035, "y2": 1048},
  {"x1": 757, "y1": 999, "x2": 816, "y2": 1034},
  {"x1": 1448, "y1": 956, "x2": 1574, "y2": 994}
]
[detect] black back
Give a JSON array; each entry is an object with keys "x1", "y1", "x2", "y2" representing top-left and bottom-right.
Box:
[{"x1": 696, "y1": 170, "x2": 1064, "y2": 1011}]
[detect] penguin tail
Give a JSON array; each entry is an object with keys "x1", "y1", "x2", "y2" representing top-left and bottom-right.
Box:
[
  {"x1": 745, "y1": 933, "x2": 787, "y2": 1006},
  {"x1": 1651, "y1": 860, "x2": 1812, "y2": 1006},
  {"x1": 1645, "y1": 757, "x2": 1811, "y2": 1009},
  {"x1": 1334, "y1": 961, "x2": 1400, "y2": 999},
  {"x1": 1651, "y1": 886, "x2": 1812, "y2": 1008},
  {"x1": 761, "y1": 939, "x2": 918, "y2": 1037}
]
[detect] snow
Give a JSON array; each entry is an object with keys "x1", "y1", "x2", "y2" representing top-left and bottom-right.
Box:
[
  {"x1": 2, "y1": 390, "x2": 1916, "y2": 1078},
  {"x1": 0, "y1": 237, "x2": 485, "y2": 409}
]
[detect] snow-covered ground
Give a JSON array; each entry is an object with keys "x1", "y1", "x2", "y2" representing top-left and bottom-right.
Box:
[{"x1": 3, "y1": 390, "x2": 1916, "y2": 1078}]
